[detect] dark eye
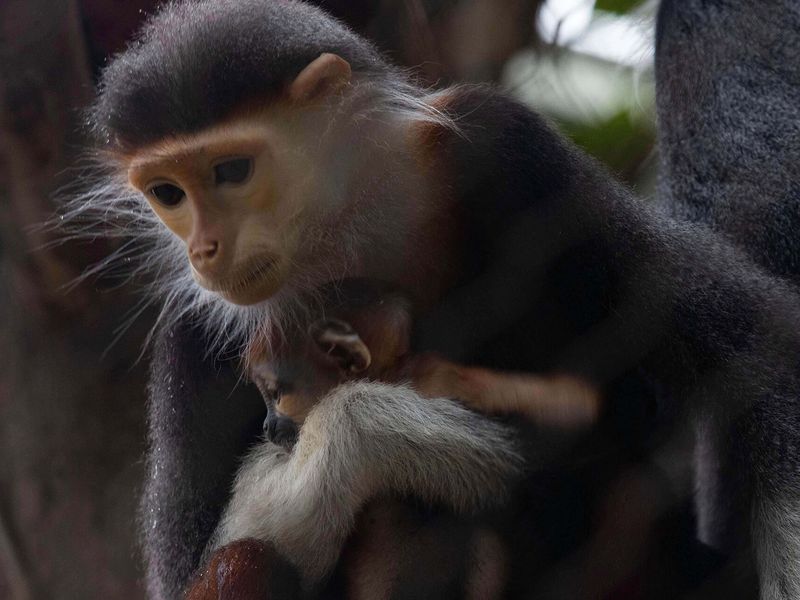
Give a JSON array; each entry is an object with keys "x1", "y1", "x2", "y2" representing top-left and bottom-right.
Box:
[
  {"x1": 275, "y1": 380, "x2": 294, "y2": 396},
  {"x1": 148, "y1": 183, "x2": 185, "y2": 207},
  {"x1": 214, "y1": 157, "x2": 253, "y2": 185}
]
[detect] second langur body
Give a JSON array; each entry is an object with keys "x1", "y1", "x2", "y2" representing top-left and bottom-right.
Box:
[{"x1": 84, "y1": 1, "x2": 800, "y2": 598}]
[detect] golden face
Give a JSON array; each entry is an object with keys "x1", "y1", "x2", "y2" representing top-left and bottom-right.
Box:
[
  {"x1": 123, "y1": 54, "x2": 356, "y2": 306},
  {"x1": 126, "y1": 115, "x2": 315, "y2": 305}
]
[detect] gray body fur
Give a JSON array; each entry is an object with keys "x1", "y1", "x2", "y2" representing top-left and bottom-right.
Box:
[
  {"x1": 657, "y1": 1, "x2": 800, "y2": 597},
  {"x1": 656, "y1": 0, "x2": 800, "y2": 283}
]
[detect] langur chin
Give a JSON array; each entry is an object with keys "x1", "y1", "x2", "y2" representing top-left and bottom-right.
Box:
[
  {"x1": 192, "y1": 260, "x2": 289, "y2": 306},
  {"x1": 217, "y1": 279, "x2": 283, "y2": 307}
]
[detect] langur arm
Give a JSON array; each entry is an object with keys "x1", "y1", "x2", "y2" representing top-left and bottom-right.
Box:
[
  {"x1": 391, "y1": 353, "x2": 601, "y2": 430},
  {"x1": 211, "y1": 381, "x2": 521, "y2": 589}
]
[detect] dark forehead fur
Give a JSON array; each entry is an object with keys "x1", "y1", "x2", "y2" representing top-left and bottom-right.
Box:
[{"x1": 90, "y1": 0, "x2": 392, "y2": 151}]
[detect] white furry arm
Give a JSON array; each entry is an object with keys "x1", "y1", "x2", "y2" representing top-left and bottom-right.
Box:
[{"x1": 212, "y1": 381, "x2": 522, "y2": 586}]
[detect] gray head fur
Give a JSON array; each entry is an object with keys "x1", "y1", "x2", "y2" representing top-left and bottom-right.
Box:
[{"x1": 90, "y1": 0, "x2": 395, "y2": 151}]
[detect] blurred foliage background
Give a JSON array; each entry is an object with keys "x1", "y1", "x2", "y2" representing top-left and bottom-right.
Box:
[{"x1": 0, "y1": 1, "x2": 655, "y2": 598}]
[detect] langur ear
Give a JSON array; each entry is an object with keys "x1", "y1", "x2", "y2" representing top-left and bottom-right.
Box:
[
  {"x1": 288, "y1": 53, "x2": 352, "y2": 103},
  {"x1": 309, "y1": 319, "x2": 371, "y2": 374}
]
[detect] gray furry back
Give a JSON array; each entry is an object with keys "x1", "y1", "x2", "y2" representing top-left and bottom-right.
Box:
[
  {"x1": 656, "y1": 2, "x2": 800, "y2": 597},
  {"x1": 655, "y1": 0, "x2": 800, "y2": 282}
]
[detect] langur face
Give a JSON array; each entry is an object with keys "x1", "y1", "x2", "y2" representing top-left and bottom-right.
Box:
[
  {"x1": 127, "y1": 116, "x2": 315, "y2": 305},
  {"x1": 125, "y1": 53, "x2": 353, "y2": 306}
]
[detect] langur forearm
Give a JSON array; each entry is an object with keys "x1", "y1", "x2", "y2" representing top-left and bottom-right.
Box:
[{"x1": 397, "y1": 354, "x2": 601, "y2": 429}]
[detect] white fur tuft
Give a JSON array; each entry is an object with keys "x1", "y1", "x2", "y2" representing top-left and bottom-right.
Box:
[
  {"x1": 212, "y1": 381, "x2": 522, "y2": 588},
  {"x1": 753, "y1": 494, "x2": 800, "y2": 599}
]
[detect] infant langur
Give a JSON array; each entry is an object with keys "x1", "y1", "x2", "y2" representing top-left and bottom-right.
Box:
[
  {"x1": 253, "y1": 281, "x2": 601, "y2": 450},
  {"x1": 206, "y1": 280, "x2": 525, "y2": 594},
  {"x1": 193, "y1": 280, "x2": 602, "y2": 598},
  {"x1": 250, "y1": 282, "x2": 413, "y2": 450}
]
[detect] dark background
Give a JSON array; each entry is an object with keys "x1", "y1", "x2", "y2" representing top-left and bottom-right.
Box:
[{"x1": 0, "y1": 1, "x2": 652, "y2": 597}]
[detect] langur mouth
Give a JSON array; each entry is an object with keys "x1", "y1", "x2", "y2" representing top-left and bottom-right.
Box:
[{"x1": 197, "y1": 253, "x2": 284, "y2": 305}]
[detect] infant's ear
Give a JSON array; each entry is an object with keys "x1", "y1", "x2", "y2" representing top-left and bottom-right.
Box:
[
  {"x1": 308, "y1": 318, "x2": 371, "y2": 374},
  {"x1": 288, "y1": 53, "x2": 352, "y2": 103}
]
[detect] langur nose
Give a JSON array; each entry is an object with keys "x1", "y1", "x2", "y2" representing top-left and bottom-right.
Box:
[{"x1": 189, "y1": 239, "x2": 220, "y2": 267}]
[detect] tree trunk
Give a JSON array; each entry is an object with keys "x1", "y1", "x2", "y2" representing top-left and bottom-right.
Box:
[{"x1": 0, "y1": 2, "x2": 147, "y2": 598}]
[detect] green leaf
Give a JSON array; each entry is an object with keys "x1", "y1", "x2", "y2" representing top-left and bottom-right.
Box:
[
  {"x1": 559, "y1": 110, "x2": 654, "y2": 185},
  {"x1": 594, "y1": 0, "x2": 643, "y2": 14}
]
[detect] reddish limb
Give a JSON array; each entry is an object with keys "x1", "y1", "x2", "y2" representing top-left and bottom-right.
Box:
[
  {"x1": 185, "y1": 539, "x2": 300, "y2": 600},
  {"x1": 391, "y1": 353, "x2": 601, "y2": 430}
]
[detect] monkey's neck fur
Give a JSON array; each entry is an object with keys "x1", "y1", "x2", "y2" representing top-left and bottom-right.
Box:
[{"x1": 279, "y1": 115, "x2": 451, "y2": 324}]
